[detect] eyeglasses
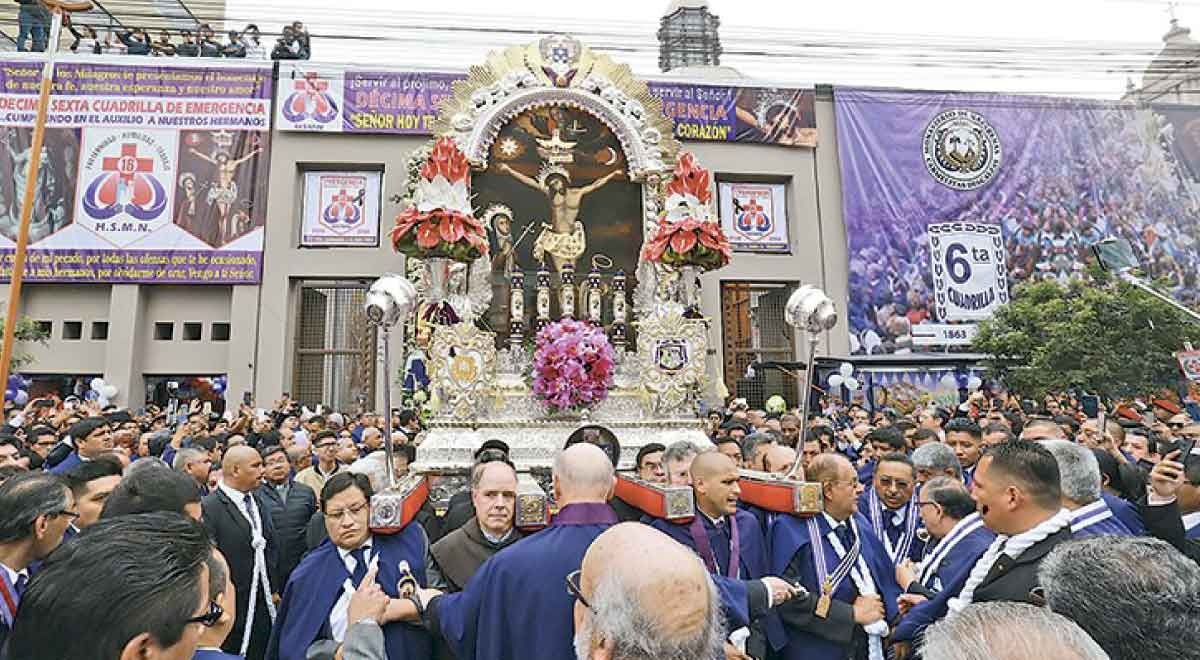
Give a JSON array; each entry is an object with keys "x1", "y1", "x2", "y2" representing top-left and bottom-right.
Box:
[
  {"x1": 916, "y1": 500, "x2": 940, "y2": 511},
  {"x1": 1029, "y1": 586, "x2": 1047, "y2": 608},
  {"x1": 53, "y1": 509, "x2": 81, "y2": 521},
  {"x1": 326, "y1": 501, "x2": 369, "y2": 520},
  {"x1": 185, "y1": 600, "x2": 224, "y2": 627},
  {"x1": 565, "y1": 569, "x2": 590, "y2": 609}
]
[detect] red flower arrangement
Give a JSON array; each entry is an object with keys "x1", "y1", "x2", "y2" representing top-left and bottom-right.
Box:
[
  {"x1": 640, "y1": 152, "x2": 732, "y2": 270},
  {"x1": 392, "y1": 137, "x2": 489, "y2": 263}
]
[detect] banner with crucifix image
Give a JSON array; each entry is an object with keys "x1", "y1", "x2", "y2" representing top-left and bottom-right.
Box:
[{"x1": 0, "y1": 56, "x2": 273, "y2": 284}]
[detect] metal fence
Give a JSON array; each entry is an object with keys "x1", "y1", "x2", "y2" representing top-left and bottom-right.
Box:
[
  {"x1": 720, "y1": 280, "x2": 798, "y2": 409},
  {"x1": 293, "y1": 283, "x2": 376, "y2": 412}
]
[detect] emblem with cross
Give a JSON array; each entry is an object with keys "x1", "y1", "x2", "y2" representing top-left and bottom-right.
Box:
[{"x1": 101, "y1": 143, "x2": 153, "y2": 183}]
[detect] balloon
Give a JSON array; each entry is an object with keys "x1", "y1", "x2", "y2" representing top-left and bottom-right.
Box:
[
  {"x1": 7, "y1": 375, "x2": 20, "y2": 390},
  {"x1": 3, "y1": 389, "x2": 12, "y2": 401},
  {"x1": 845, "y1": 377, "x2": 860, "y2": 391},
  {"x1": 13, "y1": 391, "x2": 28, "y2": 406},
  {"x1": 84, "y1": 390, "x2": 99, "y2": 402},
  {"x1": 967, "y1": 376, "x2": 983, "y2": 391},
  {"x1": 940, "y1": 374, "x2": 958, "y2": 388},
  {"x1": 839, "y1": 362, "x2": 855, "y2": 378},
  {"x1": 97, "y1": 396, "x2": 109, "y2": 408},
  {"x1": 828, "y1": 374, "x2": 845, "y2": 388},
  {"x1": 849, "y1": 333, "x2": 861, "y2": 354},
  {"x1": 90, "y1": 377, "x2": 104, "y2": 391},
  {"x1": 101, "y1": 384, "x2": 118, "y2": 399},
  {"x1": 863, "y1": 330, "x2": 882, "y2": 354},
  {"x1": 212, "y1": 381, "x2": 226, "y2": 394}
]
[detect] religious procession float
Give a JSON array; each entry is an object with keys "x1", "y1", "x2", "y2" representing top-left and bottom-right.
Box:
[{"x1": 362, "y1": 35, "x2": 826, "y2": 532}]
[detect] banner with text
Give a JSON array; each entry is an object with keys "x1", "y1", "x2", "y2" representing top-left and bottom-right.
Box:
[
  {"x1": 0, "y1": 57, "x2": 273, "y2": 284},
  {"x1": 836, "y1": 87, "x2": 1200, "y2": 354},
  {"x1": 275, "y1": 64, "x2": 816, "y2": 147}
]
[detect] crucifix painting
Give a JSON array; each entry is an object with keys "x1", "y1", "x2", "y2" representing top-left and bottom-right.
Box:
[{"x1": 472, "y1": 104, "x2": 644, "y2": 337}]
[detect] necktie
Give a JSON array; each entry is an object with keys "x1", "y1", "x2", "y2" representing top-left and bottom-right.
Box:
[
  {"x1": 14, "y1": 574, "x2": 27, "y2": 597},
  {"x1": 838, "y1": 523, "x2": 857, "y2": 549},
  {"x1": 242, "y1": 493, "x2": 258, "y2": 532},
  {"x1": 349, "y1": 548, "x2": 369, "y2": 586}
]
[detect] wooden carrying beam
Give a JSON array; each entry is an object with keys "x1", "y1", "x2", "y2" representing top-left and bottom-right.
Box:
[
  {"x1": 370, "y1": 473, "x2": 430, "y2": 534},
  {"x1": 614, "y1": 473, "x2": 695, "y2": 521},
  {"x1": 737, "y1": 469, "x2": 824, "y2": 517}
]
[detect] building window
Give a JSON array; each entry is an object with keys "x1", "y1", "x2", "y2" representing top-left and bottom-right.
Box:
[
  {"x1": 211, "y1": 322, "x2": 231, "y2": 342},
  {"x1": 720, "y1": 281, "x2": 797, "y2": 408},
  {"x1": 182, "y1": 322, "x2": 203, "y2": 341},
  {"x1": 154, "y1": 322, "x2": 174, "y2": 341},
  {"x1": 62, "y1": 321, "x2": 83, "y2": 340},
  {"x1": 293, "y1": 282, "x2": 376, "y2": 412},
  {"x1": 91, "y1": 321, "x2": 109, "y2": 341}
]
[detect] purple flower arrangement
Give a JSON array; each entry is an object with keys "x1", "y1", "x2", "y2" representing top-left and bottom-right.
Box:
[{"x1": 531, "y1": 318, "x2": 617, "y2": 414}]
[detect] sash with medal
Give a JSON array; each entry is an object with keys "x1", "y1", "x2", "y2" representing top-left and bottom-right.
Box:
[
  {"x1": 916, "y1": 512, "x2": 984, "y2": 590},
  {"x1": 806, "y1": 517, "x2": 860, "y2": 619},
  {"x1": 689, "y1": 514, "x2": 741, "y2": 578},
  {"x1": 868, "y1": 489, "x2": 919, "y2": 566}
]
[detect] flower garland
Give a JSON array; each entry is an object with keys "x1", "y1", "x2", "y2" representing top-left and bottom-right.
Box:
[
  {"x1": 640, "y1": 152, "x2": 733, "y2": 270},
  {"x1": 391, "y1": 136, "x2": 489, "y2": 263},
  {"x1": 532, "y1": 318, "x2": 617, "y2": 414}
]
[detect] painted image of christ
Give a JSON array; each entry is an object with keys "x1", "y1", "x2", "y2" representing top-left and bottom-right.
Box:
[{"x1": 497, "y1": 161, "x2": 621, "y2": 272}]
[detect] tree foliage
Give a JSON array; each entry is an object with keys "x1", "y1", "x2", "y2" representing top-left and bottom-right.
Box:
[
  {"x1": 972, "y1": 271, "x2": 1200, "y2": 400},
  {"x1": 2, "y1": 317, "x2": 49, "y2": 372}
]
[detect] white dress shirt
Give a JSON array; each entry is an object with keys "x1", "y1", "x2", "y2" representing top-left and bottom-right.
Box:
[{"x1": 329, "y1": 541, "x2": 374, "y2": 643}]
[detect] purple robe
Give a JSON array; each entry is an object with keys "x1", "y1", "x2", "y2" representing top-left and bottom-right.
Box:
[
  {"x1": 266, "y1": 525, "x2": 431, "y2": 660},
  {"x1": 428, "y1": 502, "x2": 617, "y2": 660}
]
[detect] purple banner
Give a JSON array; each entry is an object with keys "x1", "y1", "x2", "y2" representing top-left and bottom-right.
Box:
[
  {"x1": 0, "y1": 57, "x2": 273, "y2": 284},
  {"x1": 276, "y1": 64, "x2": 816, "y2": 147},
  {"x1": 836, "y1": 87, "x2": 1200, "y2": 354},
  {"x1": 0, "y1": 249, "x2": 261, "y2": 283}
]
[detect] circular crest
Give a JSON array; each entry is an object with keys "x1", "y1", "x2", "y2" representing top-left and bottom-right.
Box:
[{"x1": 922, "y1": 109, "x2": 1002, "y2": 191}]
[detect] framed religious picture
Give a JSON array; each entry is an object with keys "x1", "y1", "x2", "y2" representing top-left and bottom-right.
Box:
[
  {"x1": 717, "y1": 181, "x2": 790, "y2": 253},
  {"x1": 299, "y1": 170, "x2": 382, "y2": 247}
]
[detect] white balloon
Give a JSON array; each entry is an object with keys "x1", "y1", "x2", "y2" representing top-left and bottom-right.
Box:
[
  {"x1": 863, "y1": 331, "x2": 882, "y2": 353},
  {"x1": 849, "y1": 333, "x2": 861, "y2": 354},
  {"x1": 967, "y1": 376, "x2": 983, "y2": 391},
  {"x1": 101, "y1": 384, "x2": 118, "y2": 399},
  {"x1": 828, "y1": 374, "x2": 845, "y2": 388},
  {"x1": 13, "y1": 391, "x2": 28, "y2": 406},
  {"x1": 845, "y1": 377, "x2": 861, "y2": 391},
  {"x1": 96, "y1": 396, "x2": 109, "y2": 408},
  {"x1": 90, "y1": 377, "x2": 104, "y2": 391},
  {"x1": 940, "y1": 374, "x2": 958, "y2": 388},
  {"x1": 839, "y1": 362, "x2": 855, "y2": 378}
]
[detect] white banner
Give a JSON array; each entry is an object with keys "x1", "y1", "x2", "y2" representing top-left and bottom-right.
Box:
[
  {"x1": 300, "y1": 171, "x2": 381, "y2": 247},
  {"x1": 912, "y1": 322, "x2": 978, "y2": 347},
  {"x1": 927, "y1": 221, "x2": 1009, "y2": 321},
  {"x1": 718, "y1": 181, "x2": 789, "y2": 253}
]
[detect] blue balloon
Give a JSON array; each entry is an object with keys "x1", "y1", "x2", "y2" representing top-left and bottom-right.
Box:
[
  {"x1": 14, "y1": 390, "x2": 28, "y2": 406},
  {"x1": 6, "y1": 375, "x2": 20, "y2": 390},
  {"x1": 84, "y1": 390, "x2": 99, "y2": 402},
  {"x1": 3, "y1": 389, "x2": 13, "y2": 401}
]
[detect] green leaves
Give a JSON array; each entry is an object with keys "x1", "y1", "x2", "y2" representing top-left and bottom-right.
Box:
[{"x1": 972, "y1": 277, "x2": 1200, "y2": 400}]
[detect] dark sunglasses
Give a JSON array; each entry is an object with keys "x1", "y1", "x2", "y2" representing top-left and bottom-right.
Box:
[
  {"x1": 565, "y1": 569, "x2": 590, "y2": 610},
  {"x1": 185, "y1": 600, "x2": 224, "y2": 627}
]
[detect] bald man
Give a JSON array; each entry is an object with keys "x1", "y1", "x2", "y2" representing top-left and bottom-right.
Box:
[
  {"x1": 419, "y1": 443, "x2": 620, "y2": 660},
  {"x1": 649, "y1": 452, "x2": 786, "y2": 658},
  {"x1": 764, "y1": 445, "x2": 799, "y2": 476},
  {"x1": 573, "y1": 523, "x2": 725, "y2": 660},
  {"x1": 202, "y1": 445, "x2": 279, "y2": 659},
  {"x1": 768, "y1": 453, "x2": 901, "y2": 660}
]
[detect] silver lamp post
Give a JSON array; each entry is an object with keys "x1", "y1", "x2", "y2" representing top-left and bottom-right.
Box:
[{"x1": 784, "y1": 285, "x2": 838, "y2": 479}]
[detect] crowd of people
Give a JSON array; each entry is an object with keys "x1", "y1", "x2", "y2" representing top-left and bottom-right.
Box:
[
  {"x1": 0, "y1": 385, "x2": 1198, "y2": 660},
  {"x1": 14, "y1": 11, "x2": 311, "y2": 61},
  {"x1": 846, "y1": 98, "x2": 1200, "y2": 354}
]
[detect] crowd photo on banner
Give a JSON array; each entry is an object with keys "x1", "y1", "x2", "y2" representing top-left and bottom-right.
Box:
[{"x1": 5, "y1": 10, "x2": 1200, "y2": 660}]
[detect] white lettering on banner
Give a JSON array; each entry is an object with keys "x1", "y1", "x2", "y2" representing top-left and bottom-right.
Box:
[
  {"x1": 0, "y1": 94, "x2": 272, "y2": 129},
  {"x1": 912, "y1": 323, "x2": 979, "y2": 347},
  {"x1": 927, "y1": 221, "x2": 1010, "y2": 322}
]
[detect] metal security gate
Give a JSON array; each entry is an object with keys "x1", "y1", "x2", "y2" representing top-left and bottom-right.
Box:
[
  {"x1": 293, "y1": 282, "x2": 376, "y2": 412},
  {"x1": 720, "y1": 281, "x2": 798, "y2": 408}
]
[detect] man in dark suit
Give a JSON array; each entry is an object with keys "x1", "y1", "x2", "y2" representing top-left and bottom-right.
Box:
[
  {"x1": 891, "y1": 441, "x2": 1074, "y2": 657},
  {"x1": 202, "y1": 445, "x2": 279, "y2": 660},
  {"x1": 1139, "y1": 448, "x2": 1200, "y2": 565},
  {"x1": 258, "y1": 444, "x2": 317, "y2": 586}
]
